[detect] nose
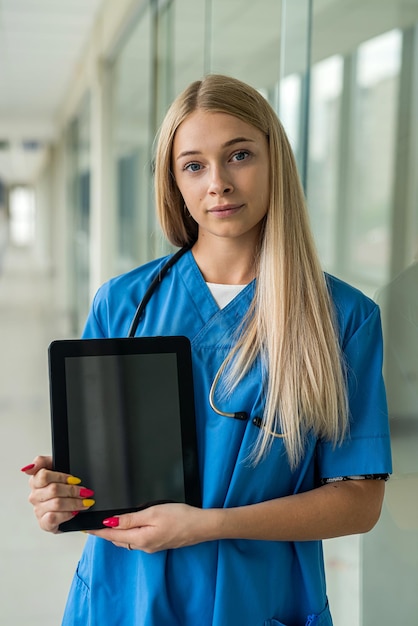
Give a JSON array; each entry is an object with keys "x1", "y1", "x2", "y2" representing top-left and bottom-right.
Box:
[{"x1": 208, "y1": 165, "x2": 233, "y2": 195}]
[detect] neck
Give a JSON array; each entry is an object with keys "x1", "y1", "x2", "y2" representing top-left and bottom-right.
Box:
[{"x1": 192, "y1": 235, "x2": 258, "y2": 284}]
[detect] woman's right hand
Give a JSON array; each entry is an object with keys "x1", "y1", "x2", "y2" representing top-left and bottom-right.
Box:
[{"x1": 21, "y1": 456, "x2": 95, "y2": 533}]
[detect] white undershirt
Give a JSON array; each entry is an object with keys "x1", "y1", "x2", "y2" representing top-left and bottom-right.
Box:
[{"x1": 206, "y1": 282, "x2": 247, "y2": 309}]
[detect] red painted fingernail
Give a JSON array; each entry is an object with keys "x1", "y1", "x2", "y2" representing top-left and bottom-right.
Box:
[
  {"x1": 21, "y1": 463, "x2": 35, "y2": 472},
  {"x1": 79, "y1": 488, "x2": 95, "y2": 498},
  {"x1": 103, "y1": 517, "x2": 119, "y2": 527},
  {"x1": 71, "y1": 511, "x2": 79, "y2": 517}
]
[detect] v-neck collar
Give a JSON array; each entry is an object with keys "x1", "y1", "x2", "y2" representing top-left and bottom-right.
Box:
[{"x1": 176, "y1": 250, "x2": 256, "y2": 334}]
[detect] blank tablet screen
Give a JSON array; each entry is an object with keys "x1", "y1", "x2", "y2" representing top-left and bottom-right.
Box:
[{"x1": 48, "y1": 337, "x2": 201, "y2": 531}]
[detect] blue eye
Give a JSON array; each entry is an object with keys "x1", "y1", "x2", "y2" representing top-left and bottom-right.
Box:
[
  {"x1": 184, "y1": 162, "x2": 201, "y2": 172},
  {"x1": 232, "y1": 150, "x2": 249, "y2": 162}
]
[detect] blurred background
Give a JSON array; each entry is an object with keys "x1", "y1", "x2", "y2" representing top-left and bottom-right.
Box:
[{"x1": 0, "y1": 0, "x2": 417, "y2": 624}]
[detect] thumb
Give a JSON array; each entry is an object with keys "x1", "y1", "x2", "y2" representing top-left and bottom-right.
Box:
[{"x1": 102, "y1": 510, "x2": 150, "y2": 529}]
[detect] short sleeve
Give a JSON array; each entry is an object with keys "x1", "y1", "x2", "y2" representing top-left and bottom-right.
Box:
[
  {"x1": 317, "y1": 305, "x2": 392, "y2": 480},
  {"x1": 81, "y1": 288, "x2": 107, "y2": 339}
]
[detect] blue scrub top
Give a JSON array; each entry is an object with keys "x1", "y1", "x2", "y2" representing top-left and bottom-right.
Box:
[{"x1": 62, "y1": 250, "x2": 392, "y2": 626}]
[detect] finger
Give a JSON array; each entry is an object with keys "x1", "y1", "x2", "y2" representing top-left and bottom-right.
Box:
[
  {"x1": 100, "y1": 504, "x2": 181, "y2": 531},
  {"x1": 33, "y1": 494, "x2": 96, "y2": 515},
  {"x1": 88, "y1": 528, "x2": 139, "y2": 549},
  {"x1": 111, "y1": 540, "x2": 134, "y2": 550},
  {"x1": 102, "y1": 509, "x2": 151, "y2": 530},
  {"x1": 20, "y1": 455, "x2": 52, "y2": 474},
  {"x1": 38, "y1": 509, "x2": 82, "y2": 533},
  {"x1": 29, "y1": 467, "x2": 85, "y2": 490},
  {"x1": 28, "y1": 481, "x2": 95, "y2": 505},
  {"x1": 88, "y1": 532, "x2": 133, "y2": 552},
  {"x1": 22, "y1": 456, "x2": 90, "y2": 492},
  {"x1": 33, "y1": 496, "x2": 96, "y2": 533}
]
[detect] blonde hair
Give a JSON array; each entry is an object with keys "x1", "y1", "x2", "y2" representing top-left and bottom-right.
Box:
[{"x1": 155, "y1": 75, "x2": 348, "y2": 468}]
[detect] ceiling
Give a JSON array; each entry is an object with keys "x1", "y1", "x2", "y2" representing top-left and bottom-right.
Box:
[{"x1": 0, "y1": 0, "x2": 104, "y2": 186}]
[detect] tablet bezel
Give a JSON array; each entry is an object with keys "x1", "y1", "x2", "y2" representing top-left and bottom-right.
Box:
[{"x1": 48, "y1": 336, "x2": 201, "y2": 532}]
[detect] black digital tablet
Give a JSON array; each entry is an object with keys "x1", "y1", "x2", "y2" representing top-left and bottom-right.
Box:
[{"x1": 48, "y1": 336, "x2": 201, "y2": 532}]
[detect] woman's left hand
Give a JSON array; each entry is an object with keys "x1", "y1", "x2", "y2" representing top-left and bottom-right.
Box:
[
  {"x1": 89, "y1": 503, "x2": 222, "y2": 553},
  {"x1": 88, "y1": 479, "x2": 385, "y2": 552}
]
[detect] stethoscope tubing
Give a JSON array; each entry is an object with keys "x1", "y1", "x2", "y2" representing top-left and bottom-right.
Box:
[
  {"x1": 128, "y1": 245, "x2": 284, "y2": 436},
  {"x1": 128, "y1": 244, "x2": 191, "y2": 338}
]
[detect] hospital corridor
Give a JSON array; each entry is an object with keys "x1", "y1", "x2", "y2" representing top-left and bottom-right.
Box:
[
  {"x1": 0, "y1": 243, "x2": 85, "y2": 625},
  {"x1": 0, "y1": 0, "x2": 417, "y2": 624}
]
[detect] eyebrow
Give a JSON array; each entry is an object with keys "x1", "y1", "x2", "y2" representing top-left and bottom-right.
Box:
[{"x1": 175, "y1": 136, "x2": 256, "y2": 160}]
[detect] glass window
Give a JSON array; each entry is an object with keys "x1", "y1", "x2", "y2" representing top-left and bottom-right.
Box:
[
  {"x1": 310, "y1": 3, "x2": 418, "y2": 625},
  {"x1": 347, "y1": 30, "x2": 402, "y2": 286},
  {"x1": 154, "y1": 0, "x2": 175, "y2": 131},
  {"x1": 308, "y1": 29, "x2": 402, "y2": 293},
  {"x1": 307, "y1": 55, "x2": 343, "y2": 268},
  {"x1": 111, "y1": 5, "x2": 153, "y2": 273},
  {"x1": 209, "y1": 0, "x2": 282, "y2": 103},
  {"x1": 9, "y1": 186, "x2": 36, "y2": 246},
  {"x1": 66, "y1": 96, "x2": 91, "y2": 334},
  {"x1": 172, "y1": 0, "x2": 206, "y2": 96},
  {"x1": 279, "y1": 73, "x2": 303, "y2": 155},
  {"x1": 365, "y1": 256, "x2": 418, "y2": 625},
  {"x1": 151, "y1": 0, "x2": 176, "y2": 258}
]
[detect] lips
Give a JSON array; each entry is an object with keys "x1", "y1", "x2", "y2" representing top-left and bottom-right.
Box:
[{"x1": 208, "y1": 203, "x2": 244, "y2": 216}]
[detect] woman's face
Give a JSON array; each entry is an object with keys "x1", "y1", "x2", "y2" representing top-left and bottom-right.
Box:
[{"x1": 172, "y1": 110, "x2": 270, "y2": 247}]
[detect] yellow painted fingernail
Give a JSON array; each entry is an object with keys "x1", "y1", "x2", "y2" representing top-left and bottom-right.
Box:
[
  {"x1": 67, "y1": 476, "x2": 82, "y2": 485},
  {"x1": 83, "y1": 499, "x2": 95, "y2": 507}
]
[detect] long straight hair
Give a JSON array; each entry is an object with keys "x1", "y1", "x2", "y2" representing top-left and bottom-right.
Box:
[{"x1": 155, "y1": 75, "x2": 348, "y2": 469}]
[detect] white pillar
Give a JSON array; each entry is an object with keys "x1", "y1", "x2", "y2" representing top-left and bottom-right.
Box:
[{"x1": 89, "y1": 59, "x2": 116, "y2": 299}]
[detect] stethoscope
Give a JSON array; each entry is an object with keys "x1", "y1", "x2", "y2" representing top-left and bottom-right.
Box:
[{"x1": 128, "y1": 245, "x2": 283, "y2": 437}]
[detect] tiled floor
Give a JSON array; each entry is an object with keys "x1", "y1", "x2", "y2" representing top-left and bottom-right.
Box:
[{"x1": 0, "y1": 244, "x2": 85, "y2": 626}]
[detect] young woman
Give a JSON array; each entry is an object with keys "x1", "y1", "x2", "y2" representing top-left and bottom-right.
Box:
[{"x1": 23, "y1": 75, "x2": 391, "y2": 626}]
